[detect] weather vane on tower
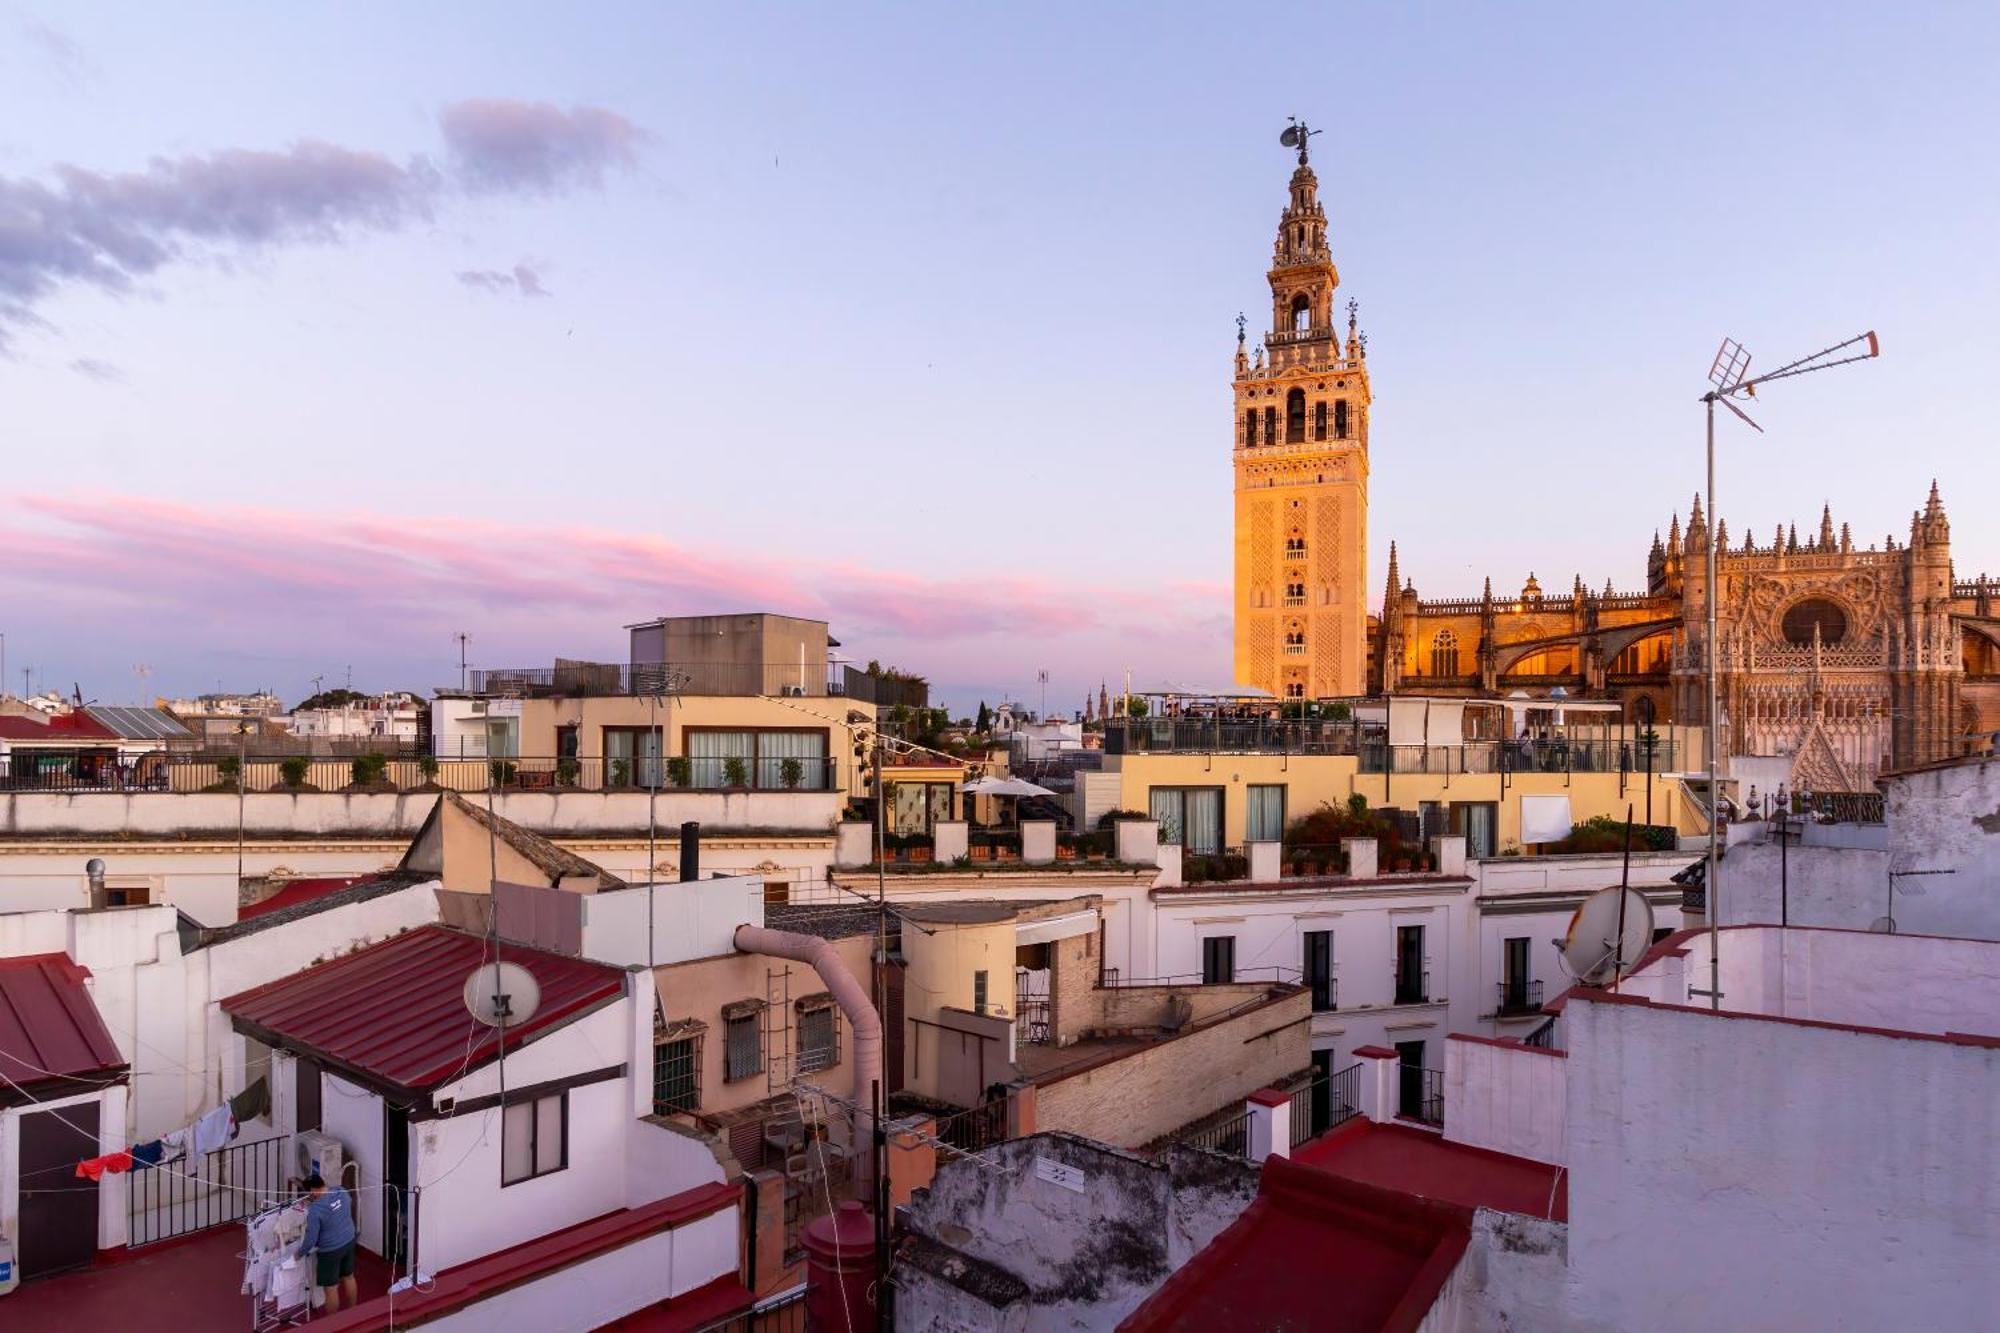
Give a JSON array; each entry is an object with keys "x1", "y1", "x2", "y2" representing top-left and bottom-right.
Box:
[{"x1": 1280, "y1": 117, "x2": 1320, "y2": 165}]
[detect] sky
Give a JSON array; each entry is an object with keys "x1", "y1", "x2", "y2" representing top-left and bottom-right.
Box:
[{"x1": 2, "y1": 3, "x2": 1996, "y2": 715}]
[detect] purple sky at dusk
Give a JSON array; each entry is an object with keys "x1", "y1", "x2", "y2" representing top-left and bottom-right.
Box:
[{"x1": 2, "y1": 4, "x2": 1995, "y2": 713}]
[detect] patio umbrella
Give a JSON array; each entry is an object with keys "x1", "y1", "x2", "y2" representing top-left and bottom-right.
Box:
[{"x1": 960, "y1": 776, "x2": 1057, "y2": 798}]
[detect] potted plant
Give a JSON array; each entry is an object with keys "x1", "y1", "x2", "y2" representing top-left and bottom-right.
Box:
[
  {"x1": 969, "y1": 843, "x2": 993, "y2": 861},
  {"x1": 490, "y1": 759, "x2": 518, "y2": 788},
  {"x1": 280, "y1": 756, "x2": 311, "y2": 789},
  {"x1": 556, "y1": 757, "x2": 580, "y2": 787},
  {"x1": 723, "y1": 756, "x2": 750, "y2": 789},
  {"x1": 417, "y1": 755, "x2": 440, "y2": 788},
  {"x1": 666, "y1": 755, "x2": 692, "y2": 788},
  {"x1": 1056, "y1": 840, "x2": 1077, "y2": 861},
  {"x1": 610, "y1": 758, "x2": 631, "y2": 788},
  {"x1": 780, "y1": 757, "x2": 804, "y2": 790}
]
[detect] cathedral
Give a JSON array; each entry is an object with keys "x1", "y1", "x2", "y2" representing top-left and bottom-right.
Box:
[{"x1": 1233, "y1": 131, "x2": 1998, "y2": 789}]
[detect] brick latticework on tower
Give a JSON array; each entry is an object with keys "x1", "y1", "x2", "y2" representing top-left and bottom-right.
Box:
[{"x1": 1232, "y1": 135, "x2": 1371, "y2": 700}]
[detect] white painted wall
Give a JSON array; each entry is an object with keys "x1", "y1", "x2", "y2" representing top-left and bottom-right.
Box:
[
  {"x1": 581, "y1": 874, "x2": 765, "y2": 969},
  {"x1": 1442, "y1": 1036, "x2": 1566, "y2": 1166},
  {"x1": 416, "y1": 1206, "x2": 740, "y2": 1333},
  {"x1": 321, "y1": 1073, "x2": 387, "y2": 1254},
  {"x1": 1884, "y1": 757, "x2": 2000, "y2": 940},
  {"x1": 1563, "y1": 991, "x2": 2000, "y2": 1332}
]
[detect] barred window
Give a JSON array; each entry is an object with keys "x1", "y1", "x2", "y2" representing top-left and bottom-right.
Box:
[
  {"x1": 797, "y1": 1002, "x2": 840, "y2": 1074},
  {"x1": 724, "y1": 1010, "x2": 764, "y2": 1083},
  {"x1": 653, "y1": 1034, "x2": 701, "y2": 1114}
]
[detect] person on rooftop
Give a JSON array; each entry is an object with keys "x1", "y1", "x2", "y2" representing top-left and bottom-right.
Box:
[{"x1": 296, "y1": 1172, "x2": 359, "y2": 1313}]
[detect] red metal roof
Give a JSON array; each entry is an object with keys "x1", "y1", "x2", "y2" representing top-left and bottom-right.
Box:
[
  {"x1": 0, "y1": 954, "x2": 127, "y2": 1092},
  {"x1": 0, "y1": 712, "x2": 119, "y2": 742},
  {"x1": 1295, "y1": 1118, "x2": 1568, "y2": 1222},
  {"x1": 237, "y1": 876, "x2": 366, "y2": 920},
  {"x1": 1120, "y1": 1155, "x2": 1471, "y2": 1333},
  {"x1": 219, "y1": 925, "x2": 626, "y2": 1092}
]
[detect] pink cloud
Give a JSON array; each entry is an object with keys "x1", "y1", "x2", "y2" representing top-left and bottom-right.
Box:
[{"x1": 2, "y1": 494, "x2": 1228, "y2": 704}]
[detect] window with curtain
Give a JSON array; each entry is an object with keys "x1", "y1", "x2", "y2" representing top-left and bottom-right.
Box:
[
  {"x1": 688, "y1": 730, "x2": 753, "y2": 788},
  {"x1": 1150, "y1": 788, "x2": 1223, "y2": 854},
  {"x1": 603, "y1": 726, "x2": 661, "y2": 787},
  {"x1": 1246, "y1": 785, "x2": 1286, "y2": 843},
  {"x1": 687, "y1": 729, "x2": 827, "y2": 789},
  {"x1": 755, "y1": 730, "x2": 827, "y2": 789}
]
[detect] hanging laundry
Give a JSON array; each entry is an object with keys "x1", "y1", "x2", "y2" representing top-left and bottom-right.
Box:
[
  {"x1": 267, "y1": 1256, "x2": 309, "y2": 1311},
  {"x1": 192, "y1": 1103, "x2": 234, "y2": 1155},
  {"x1": 130, "y1": 1140, "x2": 165, "y2": 1168},
  {"x1": 74, "y1": 1151, "x2": 134, "y2": 1180},
  {"x1": 159, "y1": 1126, "x2": 192, "y2": 1160},
  {"x1": 228, "y1": 1076, "x2": 270, "y2": 1124}
]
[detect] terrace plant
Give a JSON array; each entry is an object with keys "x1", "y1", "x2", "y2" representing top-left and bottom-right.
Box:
[
  {"x1": 667, "y1": 756, "x2": 692, "y2": 788},
  {"x1": 280, "y1": 756, "x2": 311, "y2": 789},
  {"x1": 723, "y1": 756, "x2": 750, "y2": 788},
  {"x1": 779, "y1": 757, "x2": 805, "y2": 790}
]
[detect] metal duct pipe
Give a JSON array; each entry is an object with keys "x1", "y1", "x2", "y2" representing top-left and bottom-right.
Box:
[
  {"x1": 732, "y1": 924, "x2": 884, "y2": 1191},
  {"x1": 679, "y1": 821, "x2": 700, "y2": 882}
]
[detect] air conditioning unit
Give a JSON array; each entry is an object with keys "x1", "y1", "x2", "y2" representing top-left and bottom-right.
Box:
[{"x1": 295, "y1": 1131, "x2": 344, "y2": 1186}]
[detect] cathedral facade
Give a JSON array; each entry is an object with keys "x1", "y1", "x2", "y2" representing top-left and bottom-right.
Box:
[{"x1": 1232, "y1": 140, "x2": 1999, "y2": 788}]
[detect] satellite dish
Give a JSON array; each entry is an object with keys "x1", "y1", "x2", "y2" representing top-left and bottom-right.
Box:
[
  {"x1": 1869, "y1": 916, "x2": 1898, "y2": 934},
  {"x1": 1280, "y1": 125, "x2": 1301, "y2": 148},
  {"x1": 1558, "y1": 886, "x2": 1655, "y2": 986},
  {"x1": 463, "y1": 961, "x2": 541, "y2": 1028}
]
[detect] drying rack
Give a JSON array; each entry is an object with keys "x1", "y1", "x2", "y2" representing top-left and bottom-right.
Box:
[{"x1": 243, "y1": 1197, "x2": 312, "y2": 1330}]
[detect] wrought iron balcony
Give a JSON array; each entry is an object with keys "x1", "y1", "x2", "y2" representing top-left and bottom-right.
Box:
[{"x1": 1496, "y1": 979, "x2": 1545, "y2": 1016}]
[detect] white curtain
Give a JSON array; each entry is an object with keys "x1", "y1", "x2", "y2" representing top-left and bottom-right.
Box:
[
  {"x1": 688, "y1": 731, "x2": 753, "y2": 786},
  {"x1": 1184, "y1": 788, "x2": 1222, "y2": 853},
  {"x1": 1246, "y1": 785, "x2": 1285, "y2": 842},
  {"x1": 756, "y1": 731, "x2": 826, "y2": 789}
]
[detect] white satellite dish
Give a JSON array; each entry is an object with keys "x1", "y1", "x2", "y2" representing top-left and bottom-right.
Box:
[
  {"x1": 1558, "y1": 886, "x2": 1655, "y2": 986},
  {"x1": 463, "y1": 961, "x2": 541, "y2": 1029}
]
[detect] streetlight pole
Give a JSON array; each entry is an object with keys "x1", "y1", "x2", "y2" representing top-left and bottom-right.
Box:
[{"x1": 1697, "y1": 330, "x2": 1878, "y2": 1010}]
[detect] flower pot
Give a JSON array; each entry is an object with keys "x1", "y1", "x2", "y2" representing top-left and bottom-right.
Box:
[
  {"x1": 970, "y1": 845, "x2": 993, "y2": 861},
  {"x1": 909, "y1": 847, "x2": 933, "y2": 864},
  {"x1": 996, "y1": 847, "x2": 1018, "y2": 862},
  {"x1": 1086, "y1": 851, "x2": 1106, "y2": 862},
  {"x1": 1055, "y1": 845, "x2": 1076, "y2": 861}
]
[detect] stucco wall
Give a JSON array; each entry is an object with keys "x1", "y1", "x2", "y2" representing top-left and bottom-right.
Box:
[
  {"x1": 1033, "y1": 989, "x2": 1309, "y2": 1148},
  {"x1": 1563, "y1": 993, "x2": 2000, "y2": 1332},
  {"x1": 1884, "y1": 757, "x2": 2000, "y2": 940},
  {"x1": 1669, "y1": 926, "x2": 2000, "y2": 1037},
  {"x1": 1442, "y1": 1035, "x2": 1566, "y2": 1166},
  {"x1": 1717, "y1": 839, "x2": 1892, "y2": 932}
]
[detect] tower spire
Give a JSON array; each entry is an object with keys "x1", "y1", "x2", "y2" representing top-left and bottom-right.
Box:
[{"x1": 1383, "y1": 541, "x2": 1401, "y2": 613}]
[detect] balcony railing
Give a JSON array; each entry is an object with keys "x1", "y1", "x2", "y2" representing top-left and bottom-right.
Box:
[
  {"x1": 1282, "y1": 643, "x2": 1308, "y2": 655},
  {"x1": 1102, "y1": 721, "x2": 1676, "y2": 775},
  {"x1": 1176, "y1": 1110, "x2": 1250, "y2": 1157},
  {"x1": 1289, "y1": 1063, "x2": 1362, "y2": 1148},
  {"x1": 465, "y1": 660, "x2": 925, "y2": 707},
  {"x1": 1496, "y1": 979, "x2": 1545, "y2": 1016},
  {"x1": 1103, "y1": 717, "x2": 1365, "y2": 757},
  {"x1": 1393, "y1": 969, "x2": 1430, "y2": 1006}
]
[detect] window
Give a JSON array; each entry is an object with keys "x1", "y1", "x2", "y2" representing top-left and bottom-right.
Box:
[
  {"x1": 1286, "y1": 388, "x2": 1306, "y2": 442},
  {"x1": 1150, "y1": 787, "x2": 1223, "y2": 854},
  {"x1": 1285, "y1": 532, "x2": 1306, "y2": 557},
  {"x1": 890, "y1": 781, "x2": 954, "y2": 836},
  {"x1": 1303, "y1": 930, "x2": 1334, "y2": 1011},
  {"x1": 687, "y1": 729, "x2": 829, "y2": 790},
  {"x1": 1314, "y1": 401, "x2": 1327, "y2": 440},
  {"x1": 484, "y1": 717, "x2": 519, "y2": 759},
  {"x1": 1244, "y1": 408, "x2": 1258, "y2": 447},
  {"x1": 972, "y1": 970, "x2": 989, "y2": 1015},
  {"x1": 724, "y1": 1009, "x2": 764, "y2": 1082},
  {"x1": 1284, "y1": 683, "x2": 1306, "y2": 699},
  {"x1": 1284, "y1": 581, "x2": 1306, "y2": 606},
  {"x1": 797, "y1": 1002, "x2": 840, "y2": 1073},
  {"x1": 501, "y1": 1092, "x2": 567, "y2": 1185},
  {"x1": 603, "y1": 726, "x2": 662, "y2": 788},
  {"x1": 1291, "y1": 293, "x2": 1310, "y2": 330},
  {"x1": 653, "y1": 1035, "x2": 701, "y2": 1114},
  {"x1": 296, "y1": 1057, "x2": 322, "y2": 1134},
  {"x1": 1202, "y1": 936, "x2": 1236, "y2": 984},
  {"x1": 1246, "y1": 785, "x2": 1286, "y2": 843},
  {"x1": 1781, "y1": 599, "x2": 1848, "y2": 647},
  {"x1": 1395, "y1": 925, "x2": 1426, "y2": 1004},
  {"x1": 1431, "y1": 630, "x2": 1459, "y2": 678},
  {"x1": 1501, "y1": 937, "x2": 1532, "y2": 1013},
  {"x1": 1455, "y1": 802, "x2": 1497, "y2": 858}
]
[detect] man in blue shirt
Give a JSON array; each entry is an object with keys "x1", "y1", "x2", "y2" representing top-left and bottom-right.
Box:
[{"x1": 296, "y1": 1173, "x2": 359, "y2": 1312}]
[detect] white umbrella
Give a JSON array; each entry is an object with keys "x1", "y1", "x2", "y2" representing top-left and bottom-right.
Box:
[{"x1": 960, "y1": 776, "x2": 1057, "y2": 798}]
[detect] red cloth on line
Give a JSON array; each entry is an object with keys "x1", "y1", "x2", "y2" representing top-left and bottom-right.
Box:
[{"x1": 75, "y1": 1151, "x2": 133, "y2": 1180}]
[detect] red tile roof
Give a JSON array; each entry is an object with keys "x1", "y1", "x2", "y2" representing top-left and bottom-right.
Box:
[
  {"x1": 1120, "y1": 1155, "x2": 1472, "y2": 1333},
  {"x1": 0, "y1": 954, "x2": 128, "y2": 1094},
  {"x1": 0, "y1": 712, "x2": 119, "y2": 742},
  {"x1": 237, "y1": 876, "x2": 366, "y2": 920},
  {"x1": 219, "y1": 925, "x2": 626, "y2": 1092},
  {"x1": 1295, "y1": 1118, "x2": 1568, "y2": 1222}
]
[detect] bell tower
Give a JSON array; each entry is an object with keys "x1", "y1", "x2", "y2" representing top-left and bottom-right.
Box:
[{"x1": 1232, "y1": 123, "x2": 1372, "y2": 699}]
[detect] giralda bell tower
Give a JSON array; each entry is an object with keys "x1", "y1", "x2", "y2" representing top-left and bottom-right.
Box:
[{"x1": 1232, "y1": 121, "x2": 1372, "y2": 699}]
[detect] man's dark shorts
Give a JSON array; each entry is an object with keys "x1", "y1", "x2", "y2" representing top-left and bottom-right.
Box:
[{"x1": 315, "y1": 1240, "x2": 356, "y2": 1287}]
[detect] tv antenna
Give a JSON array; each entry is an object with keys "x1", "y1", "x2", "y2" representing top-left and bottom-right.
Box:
[
  {"x1": 1694, "y1": 328, "x2": 1879, "y2": 1009},
  {"x1": 1872, "y1": 855, "x2": 1954, "y2": 934},
  {"x1": 1279, "y1": 118, "x2": 1321, "y2": 165}
]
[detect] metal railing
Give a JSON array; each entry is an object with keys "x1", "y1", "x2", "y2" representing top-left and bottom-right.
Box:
[
  {"x1": 693, "y1": 1287, "x2": 808, "y2": 1333},
  {"x1": 1394, "y1": 969, "x2": 1430, "y2": 1006},
  {"x1": 0, "y1": 752, "x2": 846, "y2": 796},
  {"x1": 1100, "y1": 967, "x2": 1301, "y2": 989},
  {"x1": 466, "y1": 660, "x2": 927, "y2": 707},
  {"x1": 1497, "y1": 979, "x2": 1545, "y2": 1016},
  {"x1": 1522, "y1": 1017, "x2": 1560, "y2": 1050},
  {"x1": 1102, "y1": 720, "x2": 1676, "y2": 776},
  {"x1": 1419, "y1": 1068, "x2": 1444, "y2": 1125},
  {"x1": 1104, "y1": 717, "x2": 1366, "y2": 757},
  {"x1": 934, "y1": 1096, "x2": 1010, "y2": 1158},
  {"x1": 1289, "y1": 1063, "x2": 1362, "y2": 1148},
  {"x1": 129, "y1": 1134, "x2": 291, "y2": 1247},
  {"x1": 1177, "y1": 1110, "x2": 1251, "y2": 1157}
]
